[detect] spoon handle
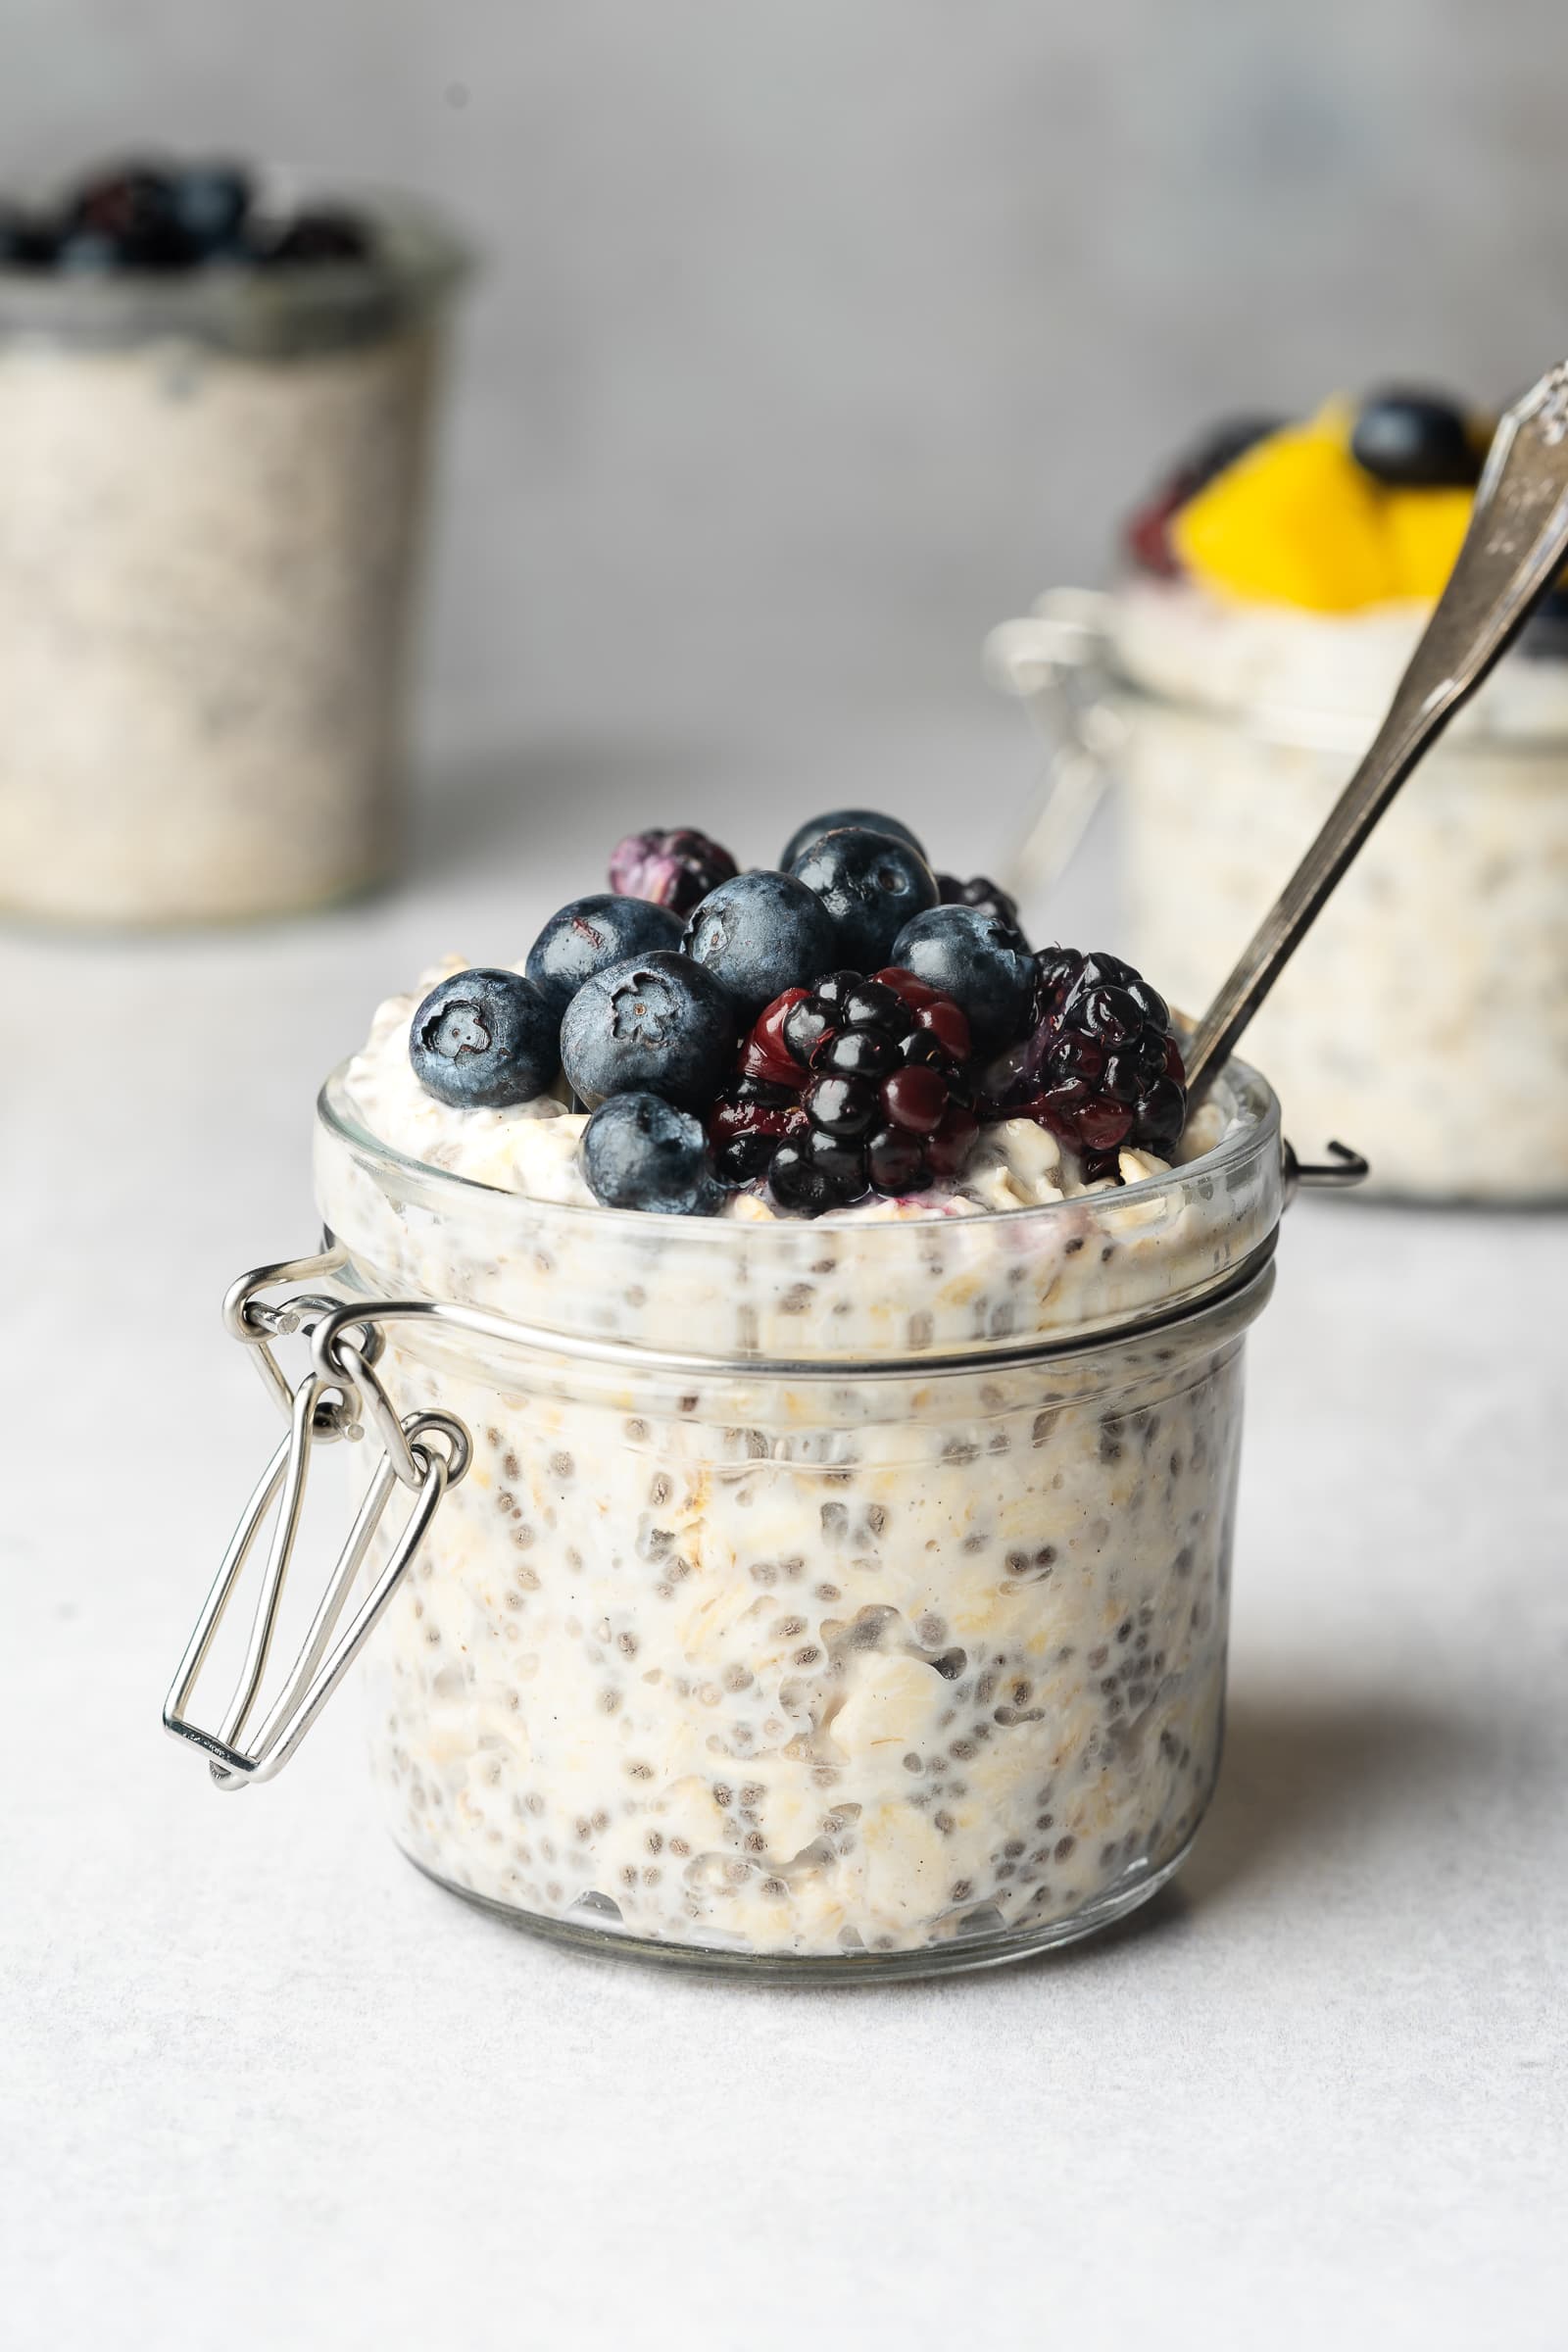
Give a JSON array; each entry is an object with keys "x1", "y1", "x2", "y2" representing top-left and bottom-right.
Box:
[{"x1": 1185, "y1": 364, "x2": 1568, "y2": 1102}]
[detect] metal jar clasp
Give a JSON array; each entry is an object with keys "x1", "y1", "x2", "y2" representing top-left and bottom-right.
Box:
[
  {"x1": 1282, "y1": 1138, "x2": 1371, "y2": 1204},
  {"x1": 163, "y1": 1247, "x2": 470, "y2": 1790}
]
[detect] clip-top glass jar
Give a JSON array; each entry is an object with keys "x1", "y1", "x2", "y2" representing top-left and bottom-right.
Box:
[
  {"x1": 0, "y1": 186, "x2": 468, "y2": 926},
  {"x1": 165, "y1": 1055, "x2": 1307, "y2": 1981},
  {"x1": 989, "y1": 584, "x2": 1568, "y2": 1202}
]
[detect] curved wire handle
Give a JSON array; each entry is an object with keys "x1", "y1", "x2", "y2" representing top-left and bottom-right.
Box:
[{"x1": 1186, "y1": 364, "x2": 1568, "y2": 1100}]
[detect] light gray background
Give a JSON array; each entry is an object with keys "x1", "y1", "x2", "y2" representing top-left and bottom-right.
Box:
[
  {"x1": 4, "y1": 11, "x2": 1567, "y2": 2349},
  {"x1": 4, "y1": 0, "x2": 1568, "y2": 758}
]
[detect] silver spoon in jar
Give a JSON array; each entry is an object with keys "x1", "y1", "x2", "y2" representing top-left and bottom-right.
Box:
[{"x1": 1183, "y1": 363, "x2": 1568, "y2": 1109}]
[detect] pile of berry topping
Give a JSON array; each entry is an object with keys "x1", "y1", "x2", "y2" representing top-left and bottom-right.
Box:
[
  {"x1": 1123, "y1": 388, "x2": 1498, "y2": 612},
  {"x1": 0, "y1": 159, "x2": 374, "y2": 275},
  {"x1": 406, "y1": 810, "x2": 1189, "y2": 1218}
]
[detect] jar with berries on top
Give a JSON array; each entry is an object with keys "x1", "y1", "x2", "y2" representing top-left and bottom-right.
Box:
[
  {"x1": 989, "y1": 388, "x2": 1568, "y2": 1201},
  {"x1": 160, "y1": 799, "x2": 1354, "y2": 1980},
  {"x1": 0, "y1": 156, "x2": 468, "y2": 926}
]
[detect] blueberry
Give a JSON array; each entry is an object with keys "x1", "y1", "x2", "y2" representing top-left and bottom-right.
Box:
[
  {"x1": 581, "y1": 1093, "x2": 720, "y2": 1216},
  {"x1": 559, "y1": 950, "x2": 739, "y2": 1111},
  {"x1": 171, "y1": 162, "x2": 253, "y2": 253},
  {"x1": 780, "y1": 808, "x2": 927, "y2": 870},
  {"x1": 0, "y1": 206, "x2": 54, "y2": 268},
  {"x1": 409, "y1": 969, "x2": 560, "y2": 1108},
  {"x1": 264, "y1": 209, "x2": 372, "y2": 266},
  {"x1": 889, "y1": 904, "x2": 1035, "y2": 1056},
  {"x1": 680, "y1": 869, "x2": 837, "y2": 1020},
  {"x1": 66, "y1": 165, "x2": 193, "y2": 270},
  {"x1": 1350, "y1": 390, "x2": 1480, "y2": 489},
  {"x1": 525, "y1": 893, "x2": 683, "y2": 1017},
  {"x1": 788, "y1": 828, "x2": 938, "y2": 971}
]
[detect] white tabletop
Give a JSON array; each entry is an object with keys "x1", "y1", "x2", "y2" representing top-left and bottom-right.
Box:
[{"x1": 6, "y1": 711, "x2": 1565, "y2": 2351}]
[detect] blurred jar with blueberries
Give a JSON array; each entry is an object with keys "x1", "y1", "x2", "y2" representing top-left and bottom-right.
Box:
[{"x1": 0, "y1": 160, "x2": 468, "y2": 925}]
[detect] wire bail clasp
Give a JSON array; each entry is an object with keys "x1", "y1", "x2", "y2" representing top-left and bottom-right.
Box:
[{"x1": 163, "y1": 1249, "x2": 470, "y2": 1790}]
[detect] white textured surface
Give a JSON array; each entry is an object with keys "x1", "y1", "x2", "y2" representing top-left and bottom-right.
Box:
[{"x1": 4, "y1": 732, "x2": 1566, "y2": 2350}]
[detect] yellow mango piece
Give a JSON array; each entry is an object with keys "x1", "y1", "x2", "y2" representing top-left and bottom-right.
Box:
[
  {"x1": 1386, "y1": 487, "x2": 1472, "y2": 599},
  {"x1": 1172, "y1": 424, "x2": 1397, "y2": 612}
]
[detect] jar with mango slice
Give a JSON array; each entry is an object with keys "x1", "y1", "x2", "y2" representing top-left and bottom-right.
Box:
[{"x1": 993, "y1": 387, "x2": 1568, "y2": 1200}]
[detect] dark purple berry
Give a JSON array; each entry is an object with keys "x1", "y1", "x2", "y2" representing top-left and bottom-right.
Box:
[
  {"x1": 768, "y1": 1139, "x2": 852, "y2": 1214},
  {"x1": 609, "y1": 827, "x2": 738, "y2": 917},
  {"x1": 937, "y1": 872, "x2": 1025, "y2": 943},
  {"x1": 710, "y1": 1073, "x2": 805, "y2": 1184},
  {"x1": 1012, "y1": 945, "x2": 1187, "y2": 1171},
  {"x1": 864, "y1": 1125, "x2": 927, "y2": 1195},
  {"x1": 1123, "y1": 415, "x2": 1284, "y2": 577},
  {"x1": 880, "y1": 1063, "x2": 948, "y2": 1135},
  {"x1": 711, "y1": 967, "x2": 980, "y2": 1211},
  {"x1": 804, "y1": 1073, "x2": 878, "y2": 1138},
  {"x1": 740, "y1": 989, "x2": 812, "y2": 1086},
  {"x1": 815, "y1": 1026, "x2": 895, "y2": 1080}
]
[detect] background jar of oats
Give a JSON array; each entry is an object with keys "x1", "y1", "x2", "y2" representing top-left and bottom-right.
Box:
[
  {"x1": 165, "y1": 1056, "x2": 1288, "y2": 1981},
  {"x1": 989, "y1": 587, "x2": 1568, "y2": 1202},
  {"x1": 0, "y1": 189, "x2": 467, "y2": 926}
]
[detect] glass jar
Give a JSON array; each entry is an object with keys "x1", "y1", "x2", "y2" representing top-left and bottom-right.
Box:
[
  {"x1": 0, "y1": 191, "x2": 468, "y2": 926},
  {"x1": 988, "y1": 587, "x2": 1568, "y2": 1201},
  {"x1": 165, "y1": 1055, "x2": 1303, "y2": 1981}
]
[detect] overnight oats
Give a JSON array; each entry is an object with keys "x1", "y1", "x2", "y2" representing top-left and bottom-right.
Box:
[
  {"x1": 0, "y1": 158, "x2": 466, "y2": 925},
  {"x1": 167, "y1": 808, "x2": 1293, "y2": 1978},
  {"x1": 989, "y1": 390, "x2": 1568, "y2": 1200}
]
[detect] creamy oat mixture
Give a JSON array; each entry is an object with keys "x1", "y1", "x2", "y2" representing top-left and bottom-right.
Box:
[
  {"x1": 0, "y1": 319, "x2": 440, "y2": 924},
  {"x1": 1102, "y1": 579, "x2": 1568, "y2": 1200},
  {"x1": 314, "y1": 968, "x2": 1277, "y2": 1963}
]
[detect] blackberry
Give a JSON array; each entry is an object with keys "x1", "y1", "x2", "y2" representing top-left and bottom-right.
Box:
[
  {"x1": 609, "y1": 827, "x2": 738, "y2": 917},
  {"x1": 1123, "y1": 415, "x2": 1283, "y2": 578},
  {"x1": 709, "y1": 1073, "x2": 805, "y2": 1186},
  {"x1": 710, "y1": 969, "x2": 979, "y2": 1213},
  {"x1": 983, "y1": 947, "x2": 1186, "y2": 1166},
  {"x1": 936, "y1": 871, "x2": 1025, "y2": 941}
]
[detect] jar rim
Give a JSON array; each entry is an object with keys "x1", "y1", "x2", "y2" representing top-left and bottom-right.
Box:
[
  {"x1": 316, "y1": 1052, "x2": 1281, "y2": 1239},
  {"x1": 316, "y1": 1054, "x2": 1284, "y2": 1359},
  {"x1": 1023, "y1": 581, "x2": 1568, "y2": 754},
  {"x1": 0, "y1": 184, "x2": 470, "y2": 356}
]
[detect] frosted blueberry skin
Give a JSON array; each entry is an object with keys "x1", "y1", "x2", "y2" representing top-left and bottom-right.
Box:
[
  {"x1": 787, "y1": 827, "x2": 939, "y2": 972},
  {"x1": 890, "y1": 903, "x2": 1035, "y2": 1056},
  {"x1": 779, "y1": 808, "x2": 927, "y2": 870},
  {"x1": 560, "y1": 949, "x2": 740, "y2": 1111},
  {"x1": 526, "y1": 893, "x2": 683, "y2": 1017},
  {"x1": 680, "y1": 869, "x2": 838, "y2": 1020},
  {"x1": 409, "y1": 968, "x2": 561, "y2": 1108},
  {"x1": 581, "y1": 1092, "x2": 721, "y2": 1215}
]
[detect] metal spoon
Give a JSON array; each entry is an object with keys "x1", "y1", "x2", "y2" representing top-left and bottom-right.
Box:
[{"x1": 1185, "y1": 362, "x2": 1568, "y2": 1102}]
